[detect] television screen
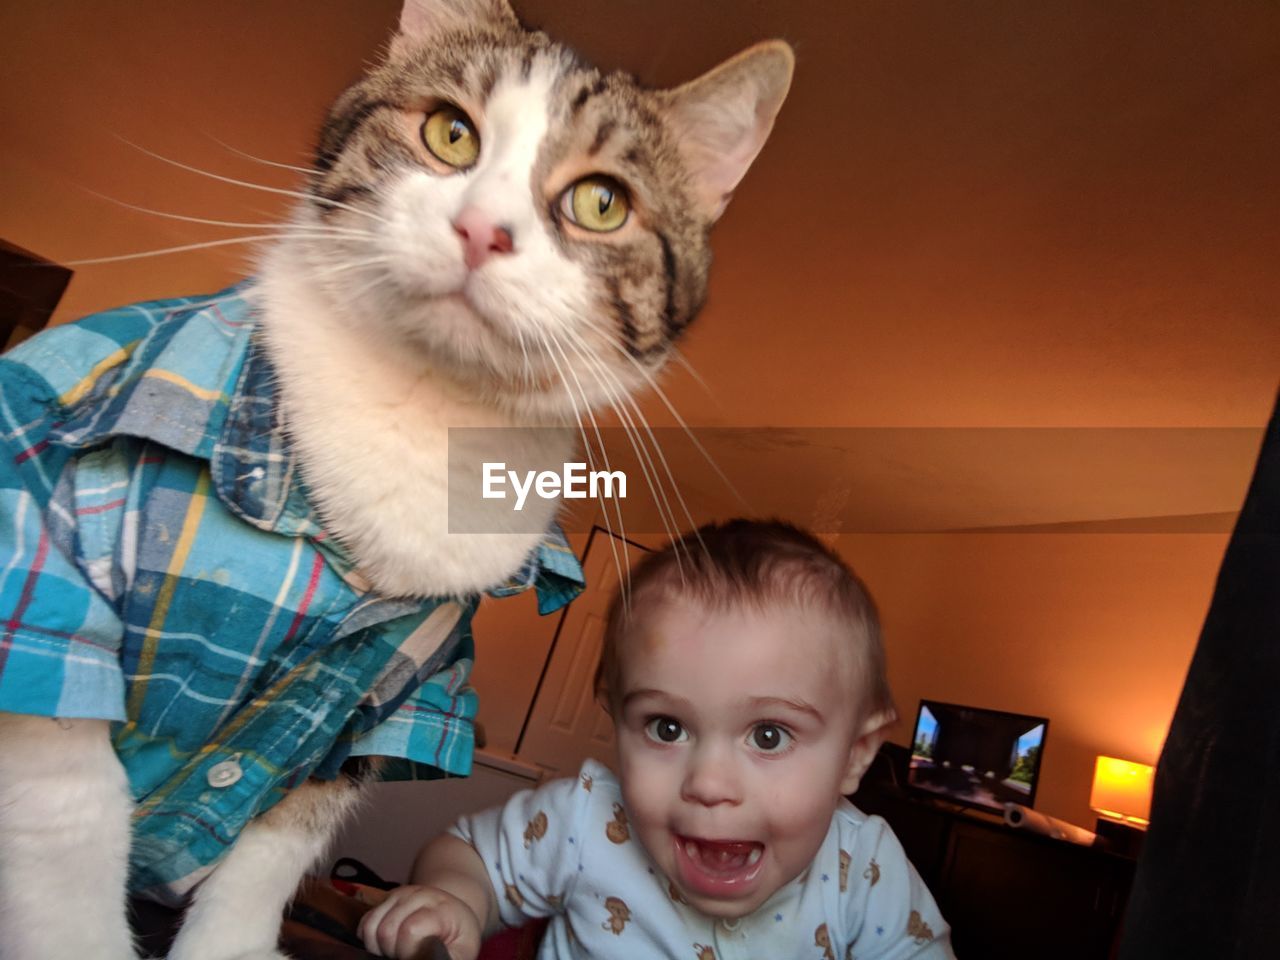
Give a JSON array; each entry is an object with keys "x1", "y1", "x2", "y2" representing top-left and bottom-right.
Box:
[{"x1": 907, "y1": 699, "x2": 1049, "y2": 815}]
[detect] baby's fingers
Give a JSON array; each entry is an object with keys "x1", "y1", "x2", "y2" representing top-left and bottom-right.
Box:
[
  {"x1": 394, "y1": 909, "x2": 461, "y2": 959},
  {"x1": 357, "y1": 893, "x2": 401, "y2": 954},
  {"x1": 358, "y1": 886, "x2": 480, "y2": 960},
  {"x1": 359, "y1": 892, "x2": 436, "y2": 956}
]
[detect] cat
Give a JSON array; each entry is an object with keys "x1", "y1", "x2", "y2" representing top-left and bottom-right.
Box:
[{"x1": 0, "y1": 1, "x2": 792, "y2": 958}]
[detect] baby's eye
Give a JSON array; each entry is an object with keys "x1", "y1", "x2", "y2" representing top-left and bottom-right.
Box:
[
  {"x1": 750, "y1": 723, "x2": 791, "y2": 753},
  {"x1": 644, "y1": 716, "x2": 687, "y2": 744}
]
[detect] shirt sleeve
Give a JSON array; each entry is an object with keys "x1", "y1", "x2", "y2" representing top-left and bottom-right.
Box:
[
  {"x1": 450, "y1": 770, "x2": 593, "y2": 928},
  {"x1": 842, "y1": 816, "x2": 956, "y2": 959},
  {"x1": 0, "y1": 457, "x2": 127, "y2": 721},
  {"x1": 0, "y1": 336, "x2": 134, "y2": 721}
]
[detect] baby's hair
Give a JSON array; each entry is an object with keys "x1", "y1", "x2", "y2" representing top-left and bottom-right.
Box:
[{"x1": 595, "y1": 519, "x2": 895, "y2": 727}]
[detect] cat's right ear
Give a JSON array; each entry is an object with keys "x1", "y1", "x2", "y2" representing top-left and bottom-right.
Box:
[
  {"x1": 665, "y1": 40, "x2": 795, "y2": 223},
  {"x1": 392, "y1": 0, "x2": 519, "y2": 52}
]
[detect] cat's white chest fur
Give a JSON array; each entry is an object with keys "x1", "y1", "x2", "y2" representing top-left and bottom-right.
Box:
[{"x1": 254, "y1": 245, "x2": 574, "y2": 599}]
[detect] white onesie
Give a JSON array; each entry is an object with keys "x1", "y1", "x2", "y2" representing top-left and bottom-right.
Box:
[{"x1": 452, "y1": 759, "x2": 954, "y2": 959}]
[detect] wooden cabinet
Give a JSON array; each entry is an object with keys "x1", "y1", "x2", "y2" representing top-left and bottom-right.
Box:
[{"x1": 853, "y1": 789, "x2": 1136, "y2": 959}]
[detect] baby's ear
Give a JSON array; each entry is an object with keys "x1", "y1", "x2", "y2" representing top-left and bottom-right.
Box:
[
  {"x1": 838, "y1": 708, "x2": 897, "y2": 796},
  {"x1": 663, "y1": 40, "x2": 795, "y2": 221}
]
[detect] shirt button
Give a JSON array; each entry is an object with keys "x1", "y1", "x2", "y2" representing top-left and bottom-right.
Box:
[{"x1": 207, "y1": 757, "x2": 243, "y2": 788}]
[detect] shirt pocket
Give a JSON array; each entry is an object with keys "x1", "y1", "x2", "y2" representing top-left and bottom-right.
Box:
[{"x1": 70, "y1": 439, "x2": 137, "y2": 606}]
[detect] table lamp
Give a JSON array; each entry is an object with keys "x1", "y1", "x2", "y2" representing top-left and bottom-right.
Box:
[{"x1": 1089, "y1": 755, "x2": 1153, "y2": 856}]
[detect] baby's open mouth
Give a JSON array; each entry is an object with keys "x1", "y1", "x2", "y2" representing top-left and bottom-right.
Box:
[{"x1": 674, "y1": 836, "x2": 765, "y2": 895}]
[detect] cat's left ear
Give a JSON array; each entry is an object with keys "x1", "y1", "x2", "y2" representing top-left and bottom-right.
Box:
[
  {"x1": 393, "y1": 0, "x2": 519, "y2": 51},
  {"x1": 664, "y1": 40, "x2": 795, "y2": 221}
]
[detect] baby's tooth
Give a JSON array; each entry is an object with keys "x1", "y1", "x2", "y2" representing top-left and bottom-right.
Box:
[
  {"x1": 747, "y1": 847, "x2": 762, "y2": 866},
  {"x1": 685, "y1": 841, "x2": 698, "y2": 860}
]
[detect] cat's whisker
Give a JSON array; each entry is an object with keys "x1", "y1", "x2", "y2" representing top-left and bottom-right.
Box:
[
  {"x1": 556, "y1": 333, "x2": 668, "y2": 545},
  {"x1": 534, "y1": 330, "x2": 630, "y2": 608},
  {"x1": 61, "y1": 234, "x2": 306, "y2": 267},
  {"x1": 585, "y1": 370, "x2": 696, "y2": 587},
  {"x1": 313, "y1": 271, "x2": 386, "y2": 310},
  {"x1": 544, "y1": 330, "x2": 633, "y2": 570},
  {"x1": 604, "y1": 377, "x2": 709, "y2": 569},
  {"x1": 587, "y1": 362, "x2": 689, "y2": 535},
  {"x1": 605, "y1": 386, "x2": 712, "y2": 572},
  {"x1": 328, "y1": 263, "x2": 401, "y2": 309},
  {"x1": 558, "y1": 328, "x2": 689, "y2": 579},
  {"x1": 574, "y1": 340, "x2": 709, "y2": 577},
  {"x1": 598, "y1": 393, "x2": 681, "y2": 563},
  {"x1": 669, "y1": 347, "x2": 716, "y2": 400},
  {"x1": 112, "y1": 135, "x2": 390, "y2": 226},
  {"x1": 568, "y1": 312, "x2": 746, "y2": 530},
  {"x1": 79, "y1": 192, "x2": 280, "y2": 231},
  {"x1": 512, "y1": 326, "x2": 535, "y2": 389},
  {"x1": 312, "y1": 249, "x2": 392, "y2": 269},
  {"x1": 263, "y1": 223, "x2": 382, "y2": 243},
  {"x1": 536, "y1": 333, "x2": 627, "y2": 602},
  {"x1": 207, "y1": 135, "x2": 318, "y2": 176},
  {"x1": 309, "y1": 253, "x2": 397, "y2": 281},
  {"x1": 59, "y1": 228, "x2": 385, "y2": 268},
  {"x1": 558, "y1": 321, "x2": 712, "y2": 570},
  {"x1": 75, "y1": 189, "x2": 377, "y2": 240},
  {"x1": 605, "y1": 331, "x2": 750, "y2": 516}
]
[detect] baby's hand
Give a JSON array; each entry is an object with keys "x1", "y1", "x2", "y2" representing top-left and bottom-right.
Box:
[{"x1": 358, "y1": 884, "x2": 483, "y2": 960}]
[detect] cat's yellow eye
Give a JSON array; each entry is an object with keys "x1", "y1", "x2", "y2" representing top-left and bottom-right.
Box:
[
  {"x1": 563, "y1": 176, "x2": 629, "y2": 232},
  {"x1": 421, "y1": 105, "x2": 479, "y2": 168}
]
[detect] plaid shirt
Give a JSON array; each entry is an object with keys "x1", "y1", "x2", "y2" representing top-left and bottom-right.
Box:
[{"x1": 0, "y1": 284, "x2": 583, "y2": 902}]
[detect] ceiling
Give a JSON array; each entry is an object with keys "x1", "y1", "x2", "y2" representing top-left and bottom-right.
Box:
[{"x1": 2, "y1": 1, "x2": 1276, "y2": 534}]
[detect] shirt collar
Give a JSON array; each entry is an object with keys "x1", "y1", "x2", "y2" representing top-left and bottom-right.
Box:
[
  {"x1": 208, "y1": 329, "x2": 330, "y2": 542},
  {"x1": 50, "y1": 285, "x2": 255, "y2": 463}
]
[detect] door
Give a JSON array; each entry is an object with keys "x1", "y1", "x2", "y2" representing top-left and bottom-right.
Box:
[{"x1": 515, "y1": 528, "x2": 649, "y2": 778}]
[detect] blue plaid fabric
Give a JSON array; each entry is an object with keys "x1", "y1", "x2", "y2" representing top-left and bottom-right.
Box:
[{"x1": 0, "y1": 283, "x2": 583, "y2": 902}]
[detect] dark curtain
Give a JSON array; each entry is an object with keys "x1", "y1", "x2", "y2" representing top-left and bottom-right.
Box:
[{"x1": 1119, "y1": 391, "x2": 1280, "y2": 959}]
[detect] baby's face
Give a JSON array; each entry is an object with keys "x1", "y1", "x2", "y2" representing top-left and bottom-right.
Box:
[{"x1": 613, "y1": 596, "x2": 867, "y2": 919}]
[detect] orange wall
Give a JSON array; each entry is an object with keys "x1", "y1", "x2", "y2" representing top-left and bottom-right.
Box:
[
  {"x1": 0, "y1": 1, "x2": 398, "y2": 328},
  {"x1": 836, "y1": 532, "x2": 1227, "y2": 829}
]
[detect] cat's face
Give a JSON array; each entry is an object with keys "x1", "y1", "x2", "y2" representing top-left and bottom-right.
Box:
[{"x1": 290, "y1": 0, "x2": 792, "y2": 420}]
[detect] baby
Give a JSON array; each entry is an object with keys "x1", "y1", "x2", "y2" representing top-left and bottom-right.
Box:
[{"x1": 359, "y1": 520, "x2": 954, "y2": 958}]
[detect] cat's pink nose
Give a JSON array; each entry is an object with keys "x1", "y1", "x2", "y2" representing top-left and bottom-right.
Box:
[{"x1": 452, "y1": 207, "x2": 514, "y2": 270}]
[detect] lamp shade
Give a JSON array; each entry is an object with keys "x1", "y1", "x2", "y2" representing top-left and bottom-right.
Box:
[{"x1": 1089, "y1": 755, "x2": 1154, "y2": 825}]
